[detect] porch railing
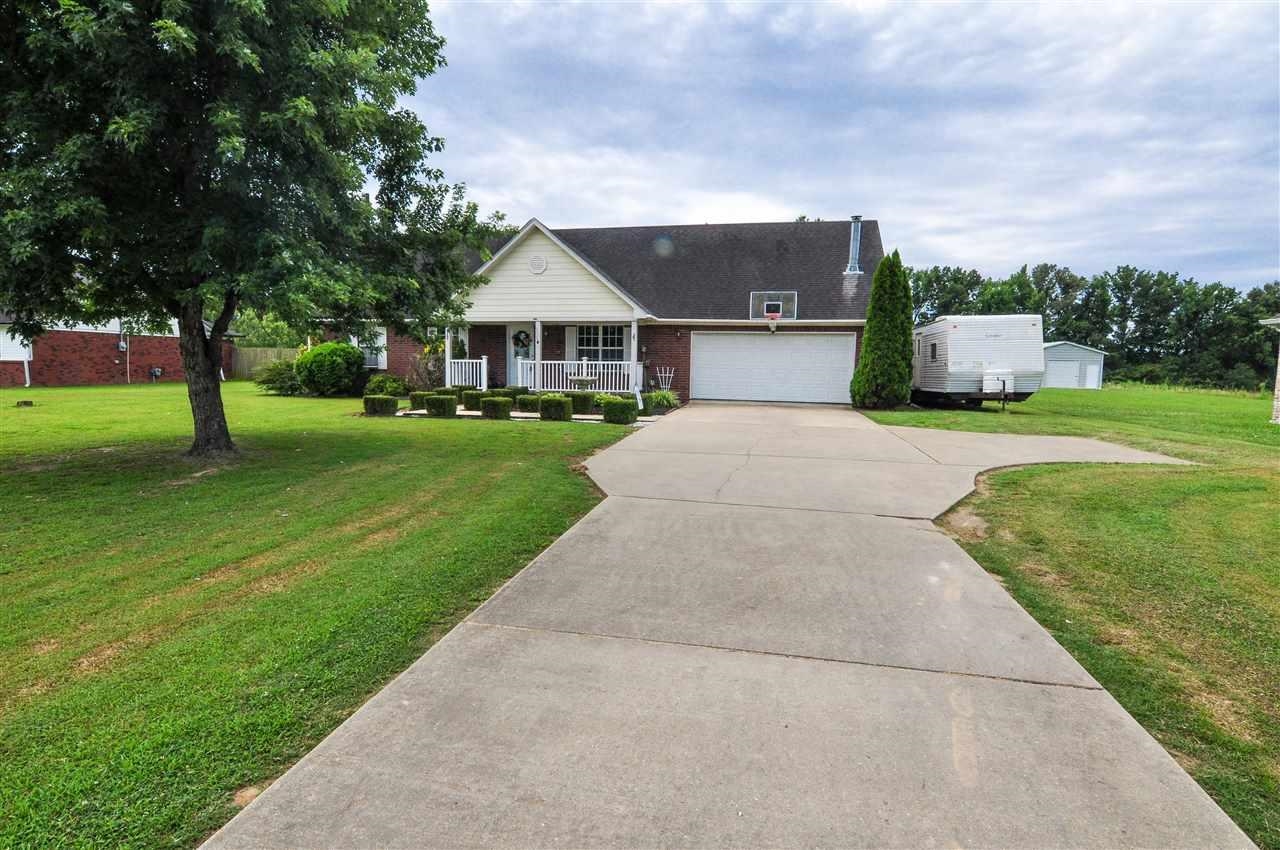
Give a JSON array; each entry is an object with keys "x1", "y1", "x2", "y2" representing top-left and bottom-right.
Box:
[
  {"x1": 517, "y1": 358, "x2": 640, "y2": 396},
  {"x1": 447, "y1": 356, "x2": 487, "y2": 391}
]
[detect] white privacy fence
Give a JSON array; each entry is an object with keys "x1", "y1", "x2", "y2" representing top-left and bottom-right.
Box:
[
  {"x1": 516, "y1": 359, "x2": 640, "y2": 395},
  {"x1": 446, "y1": 357, "x2": 487, "y2": 390}
]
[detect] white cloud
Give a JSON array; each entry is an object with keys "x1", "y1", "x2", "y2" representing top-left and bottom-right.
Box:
[{"x1": 421, "y1": 0, "x2": 1279, "y2": 287}]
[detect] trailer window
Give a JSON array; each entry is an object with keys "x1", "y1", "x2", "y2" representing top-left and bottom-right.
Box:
[{"x1": 930, "y1": 343, "x2": 937, "y2": 361}]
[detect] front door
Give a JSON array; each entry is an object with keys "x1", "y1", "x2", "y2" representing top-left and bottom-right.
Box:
[{"x1": 505, "y1": 323, "x2": 533, "y2": 388}]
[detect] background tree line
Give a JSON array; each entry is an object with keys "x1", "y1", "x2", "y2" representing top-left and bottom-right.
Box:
[{"x1": 910, "y1": 264, "x2": 1280, "y2": 389}]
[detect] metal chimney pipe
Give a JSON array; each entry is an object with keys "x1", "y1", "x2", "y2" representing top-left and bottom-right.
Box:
[{"x1": 847, "y1": 216, "x2": 863, "y2": 274}]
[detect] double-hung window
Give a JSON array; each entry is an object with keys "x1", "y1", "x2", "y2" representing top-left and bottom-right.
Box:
[{"x1": 577, "y1": 325, "x2": 626, "y2": 361}]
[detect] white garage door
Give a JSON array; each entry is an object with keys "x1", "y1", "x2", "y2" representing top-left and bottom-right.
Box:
[
  {"x1": 690, "y1": 332, "x2": 857, "y2": 404},
  {"x1": 1044, "y1": 360, "x2": 1080, "y2": 388}
]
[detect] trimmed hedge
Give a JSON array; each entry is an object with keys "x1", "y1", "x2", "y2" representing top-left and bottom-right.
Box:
[
  {"x1": 516, "y1": 394, "x2": 541, "y2": 413},
  {"x1": 408, "y1": 391, "x2": 433, "y2": 409},
  {"x1": 425, "y1": 394, "x2": 458, "y2": 417},
  {"x1": 362, "y1": 394, "x2": 399, "y2": 416},
  {"x1": 505, "y1": 385, "x2": 531, "y2": 398},
  {"x1": 461, "y1": 390, "x2": 486, "y2": 410},
  {"x1": 566, "y1": 390, "x2": 595, "y2": 415},
  {"x1": 601, "y1": 396, "x2": 639, "y2": 424},
  {"x1": 481, "y1": 396, "x2": 513, "y2": 419},
  {"x1": 539, "y1": 394, "x2": 572, "y2": 421}
]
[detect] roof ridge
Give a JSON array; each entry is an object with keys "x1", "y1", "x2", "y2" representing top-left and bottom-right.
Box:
[{"x1": 552, "y1": 219, "x2": 872, "y2": 233}]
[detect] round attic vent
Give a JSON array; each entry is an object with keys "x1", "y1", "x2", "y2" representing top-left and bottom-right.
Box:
[{"x1": 528, "y1": 255, "x2": 547, "y2": 275}]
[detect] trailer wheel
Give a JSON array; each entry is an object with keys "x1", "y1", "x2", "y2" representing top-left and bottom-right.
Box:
[{"x1": 963, "y1": 399, "x2": 984, "y2": 409}]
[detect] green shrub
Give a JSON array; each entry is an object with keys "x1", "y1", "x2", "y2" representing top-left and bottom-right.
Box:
[
  {"x1": 252, "y1": 358, "x2": 302, "y2": 396},
  {"x1": 451, "y1": 384, "x2": 477, "y2": 396},
  {"x1": 505, "y1": 385, "x2": 530, "y2": 398},
  {"x1": 566, "y1": 390, "x2": 595, "y2": 415},
  {"x1": 461, "y1": 390, "x2": 486, "y2": 410},
  {"x1": 539, "y1": 394, "x2": 572, "y2": 421},
  {"x1": 601, "y1": 396, "x2": 638, "y2": 424},
  {"x1": 481, "y1": 396, "x2": 513, "y2": 419},
  {"x1": 593, "y1": 393, "x2": 624, "y2": 409},
  {"x1": 295, "y1": 341, "x2": 366, "y2": 396},
  {"x1": 424, "y1": 394, "x2": 457, "y2": 417},
  {"x1": 516, "y1": 394, "x2": 541, "y2": 413},
  {"x1": 408, "y1": 391, "x2": 433, "y2": 409},
  {"x1": 639, "y1": 390, "x2": 679, "y2": 415},
  {"x1": 851, "y1": 249, "x2": 912, "y2": 408},
  {"x1": 365, "y1": 373, "x2": 408, "y2": 397},
  {"x1": 648, "y1": 389, "x2": 679, "y2": 409},
  {"x1": 362, "y1": 394, "x2": 399, "y2": 416}
]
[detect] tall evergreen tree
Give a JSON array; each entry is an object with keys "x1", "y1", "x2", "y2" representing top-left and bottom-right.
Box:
[
  {"x1": 1, "y1": 0, "x2": 486, "y2": 454},
  {"x1": 851, "y1": 250, "x2": 913, "y2": 408}
]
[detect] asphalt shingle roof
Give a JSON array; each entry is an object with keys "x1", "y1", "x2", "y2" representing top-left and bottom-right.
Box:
[{"x1": 548, "y1": 219, "x2": 882, "y2": 321}]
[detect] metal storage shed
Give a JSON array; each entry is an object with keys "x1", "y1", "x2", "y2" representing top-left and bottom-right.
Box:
[{"x1": 1042, "y1": 341, "x2": 1105, "y2": 389}]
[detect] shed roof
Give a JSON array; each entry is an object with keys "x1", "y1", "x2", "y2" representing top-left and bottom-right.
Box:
[{"x1": 1044, "y1": 341, "x2": 1107, "y2": 356}]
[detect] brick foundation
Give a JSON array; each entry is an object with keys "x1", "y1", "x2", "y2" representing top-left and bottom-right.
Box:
[{"x1": 0, "y1": 329, "x2": 236, "y2": 388}]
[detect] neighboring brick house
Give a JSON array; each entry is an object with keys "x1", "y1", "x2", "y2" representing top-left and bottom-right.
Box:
[
  {"x1": 0, "y1": 315, "x2": 236, "y2": 388},
  {"x1": 429, "y1": 217, "x2": 883, "y2": 404}
]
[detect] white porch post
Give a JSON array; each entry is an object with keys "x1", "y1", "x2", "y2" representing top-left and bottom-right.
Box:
[
  {"x1": 630, "y1": 319, "x2": 641, "y2": 405},
  {"x1": 533, "y1": 318, "x2": 542, "y2": 390},
  {"x1": 480, "y1": 355, "x2": 488, "y2": 392},
  {"x1": 444, "y1": 328, "x2": 453, "y2": 387}
]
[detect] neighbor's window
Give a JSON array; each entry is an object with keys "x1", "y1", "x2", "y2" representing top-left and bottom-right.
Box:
[
  {"x1": 930, "y1": 342, "x2": 937, "y2": 361},
  {"x1": 578, "y1": 324, "x2": 626, "y2": 361}
]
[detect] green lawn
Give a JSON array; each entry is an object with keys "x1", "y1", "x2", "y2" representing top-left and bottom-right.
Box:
[
  {"x1": 0, "y1": 381, "x2": 626, "y2": 848},
  {"x1": 866, "y1": 385, "x2": 1280, "y2": 848}
]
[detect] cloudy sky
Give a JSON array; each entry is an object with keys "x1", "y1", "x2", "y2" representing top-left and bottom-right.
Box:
[{"x1": 413, "y1": 1, "x2": 1279, "y2": 289}]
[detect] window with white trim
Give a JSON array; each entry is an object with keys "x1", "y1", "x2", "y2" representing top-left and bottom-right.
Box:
[{"x1": 577, "y1": 324, "x2": 626, "y2": 361}]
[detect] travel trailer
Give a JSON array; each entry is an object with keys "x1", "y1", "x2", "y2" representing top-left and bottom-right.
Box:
[{"x1": 912, "y1": 315, "x2": 1045, "y2": 405}]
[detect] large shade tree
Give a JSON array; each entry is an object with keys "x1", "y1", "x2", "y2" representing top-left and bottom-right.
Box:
[{"x1": 1, "y1": 0, "x2": 486, "y2": 454}]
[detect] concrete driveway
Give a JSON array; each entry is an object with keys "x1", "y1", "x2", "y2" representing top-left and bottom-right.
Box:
[{"x1": 206, "y1": 403, "x2": 1250, "y2": 849}]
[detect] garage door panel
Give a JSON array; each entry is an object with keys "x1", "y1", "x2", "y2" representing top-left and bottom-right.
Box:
[{"x1": 691, "y1": 333, "x2": 856, "y2": 404}]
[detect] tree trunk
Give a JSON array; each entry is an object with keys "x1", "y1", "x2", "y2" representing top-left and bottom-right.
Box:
[{"x1": 177, "y1": 296, "x2": 236, "y2": 455}]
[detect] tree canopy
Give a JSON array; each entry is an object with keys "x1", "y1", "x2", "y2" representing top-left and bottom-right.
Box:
[
  {"x1": 1, "y1": 0, "x2": 488, "y2": 452},
  {"x1": 911, "y1": 264, "x2": 1279, "y2": 389}
]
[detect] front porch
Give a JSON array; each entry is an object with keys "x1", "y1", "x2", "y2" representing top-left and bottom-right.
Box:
[{"x1": 444, "y1": 320, "x2": 644, "y2": 403}]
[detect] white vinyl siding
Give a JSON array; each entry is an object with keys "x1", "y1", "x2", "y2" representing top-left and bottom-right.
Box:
[
  {"x1": 912, "y1": 315, "x2": 1044, "y2": 394},
  {"x1": 467, "y1": 231, "x2": 637, "y2": 322},
  {"x1": 1042, "y1": 342, "x2": 1105, "y2": 389},
  {"x1": 0, "y1": 326, "x2": 31, "y2": 361},
  {"x1": 690, "y1": 332, "x2": 856, "y2": 404},
  {"x1": 52, "y1": 319, "x2": 181, "y2": 336}
]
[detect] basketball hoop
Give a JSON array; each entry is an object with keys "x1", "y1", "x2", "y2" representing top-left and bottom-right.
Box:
[{"x1": 765, "y1": 312, "x2": 781, "y2": 333}]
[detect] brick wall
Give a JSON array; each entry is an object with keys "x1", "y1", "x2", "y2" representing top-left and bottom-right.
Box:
[
  {"x1": 0, "y1": 330, "x2": 235, "y2": 388},
  {"x1": 467, "y1": 324, "x2": 508, "y2": 386},
  {"x1": 637, "y1": 324, "x2": 863, "y2": 401},
  {"x1": 385, "y1": 330, "x2": 422, "y2": 378},
  {"x1": 0, "y1": 361, "x2": 25, "y2": 388}
]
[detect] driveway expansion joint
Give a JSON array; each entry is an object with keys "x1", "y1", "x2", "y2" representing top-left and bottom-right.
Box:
[{"x1": 463, "y1": 621, "x2": 1108, "y2": 693}]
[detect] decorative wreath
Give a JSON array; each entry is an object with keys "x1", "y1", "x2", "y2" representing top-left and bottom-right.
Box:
[{"x1": 511, "y1": 330, "x2": 532, "y2": 350}]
